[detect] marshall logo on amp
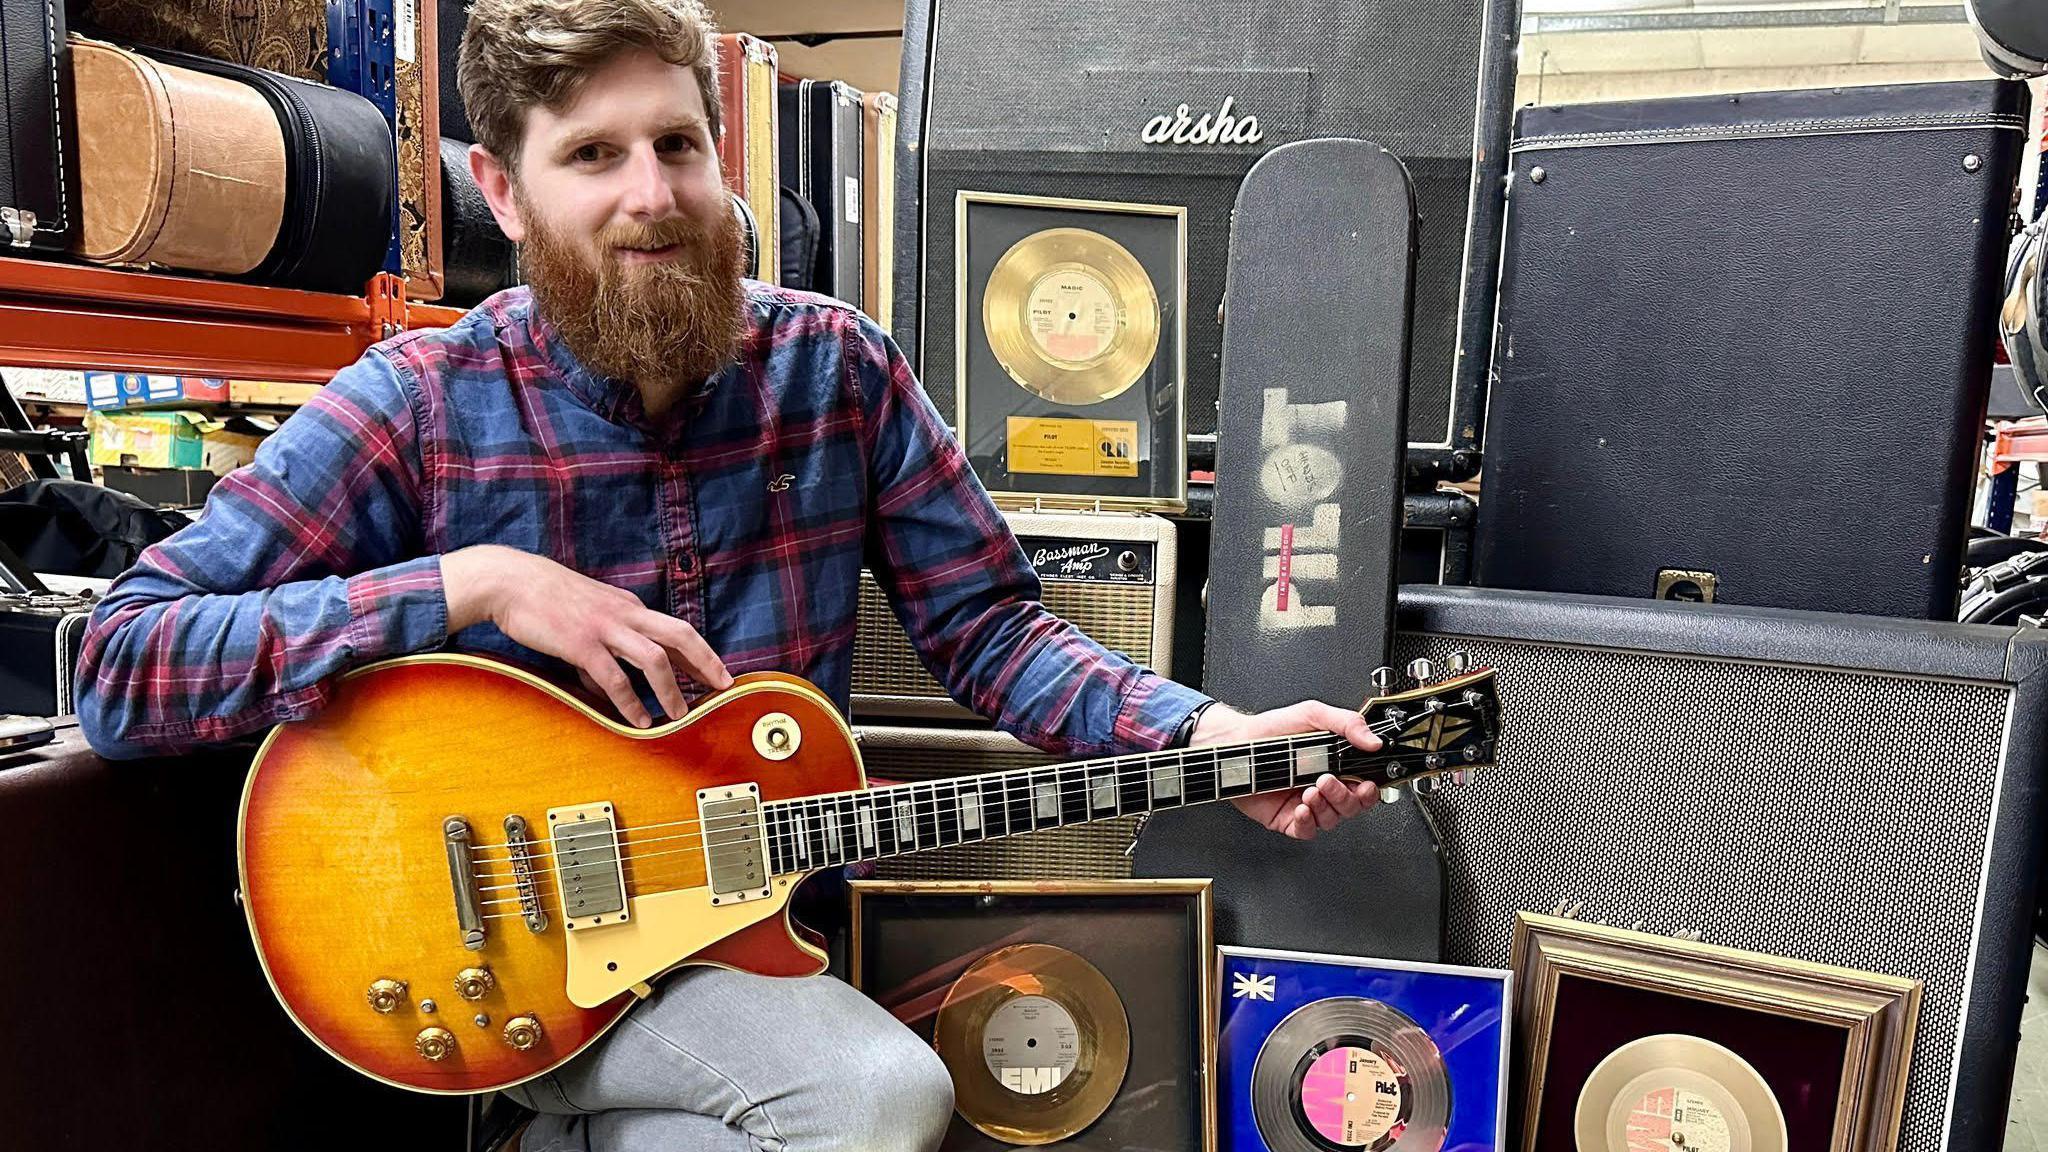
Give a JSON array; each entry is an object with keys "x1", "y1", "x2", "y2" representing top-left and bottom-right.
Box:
[{"x1": 1141, "y1": 95, "x2": 1264, "y2": 146}]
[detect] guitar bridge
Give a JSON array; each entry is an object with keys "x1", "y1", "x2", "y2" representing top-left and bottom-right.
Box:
[
  {"x1": 504, "y1": 815, "x2": 547, "y2": 934},
  {"x1": 548, "y1": 802, "x2": 629, "y2": 931}
]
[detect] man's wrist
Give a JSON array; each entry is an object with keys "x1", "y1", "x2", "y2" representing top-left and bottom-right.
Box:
[{"x1": 1168, "y1": 701, "x2": 1211, "y2": 749}]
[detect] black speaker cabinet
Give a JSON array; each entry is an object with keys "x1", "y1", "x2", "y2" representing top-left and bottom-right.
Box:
[
  {"x1": 1476, "y1": 80, "x2": 2027, "y2": 619},
  {"x1": 1395, "y1": 585, "x2": 2046, "y2": 1152},
  {"x1": 892, "y1": 0, "x2": 1520, "y2": 480}
]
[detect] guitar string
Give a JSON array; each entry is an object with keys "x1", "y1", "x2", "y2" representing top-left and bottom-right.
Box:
[
  {"x1": 462, "y1": 717, "x2": 1481, "y2": 912},
  {"x1": 466, "y1": 735, "x2": 1418, "y2": 912},
  {"x1": 470, "y1": 720, "x2": 1420, "y2": 869},
  {"x1": 465, "y1": 703, "x2": 1466, "y2": 858},
  {"x1": 462, "y1": 715, "x2": 1468, "y2": 901}
]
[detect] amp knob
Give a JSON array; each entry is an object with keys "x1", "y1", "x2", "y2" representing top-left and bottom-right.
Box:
[
  {"x1": 503, "y1": 1015, "x2": 545, "y2": 1051},
  {"x1": 1117, "y1": 550, "x2": 1139, "y2": 573},
  {"x1": 455, "y1": 966, "x2": 495, "y2": 1001},
  {"x1": 415, "y1": 1027, "x2": 457, "y2": 1062}
]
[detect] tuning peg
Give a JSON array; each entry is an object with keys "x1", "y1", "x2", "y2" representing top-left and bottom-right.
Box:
[
  {"x1": 1450, "y1": 770, "x2": 1470, "y2": 786},
  {"x1": 1380, "y1": 785, "x2": 1403, "y2": 804},
  {"x1": 1412, "y1": 775, "x2": 1439, "y2": 797},
  {"x1": 1405, "y1": 658, "x2": 1435, "y2": 685},
  {"x1": 1370, "y1": 666, "x2": 1397, "y2": 694},
  {"x1": 1446, "y1": 651, "x2": 1471, "y2": 675}
]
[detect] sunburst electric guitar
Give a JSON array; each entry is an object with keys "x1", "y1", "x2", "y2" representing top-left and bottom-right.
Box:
[{"x1": 238, "y1": 654, "x2": 1501, "y2": 1094}]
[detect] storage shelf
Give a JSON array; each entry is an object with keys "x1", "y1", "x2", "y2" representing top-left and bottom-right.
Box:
[
  {"x1": 1995, "y1": 418, "x2": 2048, "y2": 466},
  {"x1": 0, "y1": 257, "x2": 461, "y2": 383}
]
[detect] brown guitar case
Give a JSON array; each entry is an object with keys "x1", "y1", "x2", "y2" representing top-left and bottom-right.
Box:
[{"x1": 69, "y1": 36, "x2": 286, "y2": 275}]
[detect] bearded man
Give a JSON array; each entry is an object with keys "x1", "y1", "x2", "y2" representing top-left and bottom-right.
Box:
[{"x1": 72, "y1": 2, "x2": 1386, "y2": 1148}]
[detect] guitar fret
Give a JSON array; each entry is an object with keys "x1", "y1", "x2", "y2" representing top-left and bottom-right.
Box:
[
  {"x1": 1183, "y1": 749, "x2": 1218, "y2": 805},
  {"x1": 935, "y1": 780, "x2": 962, "y2": 849}
]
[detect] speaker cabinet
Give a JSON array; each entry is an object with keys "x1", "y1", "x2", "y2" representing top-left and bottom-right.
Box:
[
  {"x1": 1394, "y1": 585, "x2": 2045, "y2": 1152},
  {"x1": 893, "y1": 0, "x2": 1521, "y2": 477}
]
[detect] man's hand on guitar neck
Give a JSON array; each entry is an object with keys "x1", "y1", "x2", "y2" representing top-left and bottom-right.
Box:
[
  {"x1": 1191, "y1": 701, "x2": 1383, "y2": 841},
  {"x1": 443, "y1": 544, "x2": 734, "y2": 727}
]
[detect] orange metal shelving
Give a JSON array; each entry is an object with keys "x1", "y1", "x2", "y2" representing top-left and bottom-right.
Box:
[{"x1": 0, "y1": 257, "x2": 462, "y2": 383}]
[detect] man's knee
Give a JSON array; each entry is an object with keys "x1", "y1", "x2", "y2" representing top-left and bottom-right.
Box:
[{"x1": 841, "y1": 1032, "x2": 953, "y2": 1152}]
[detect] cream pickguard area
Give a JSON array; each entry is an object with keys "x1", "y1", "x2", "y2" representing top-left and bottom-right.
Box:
[{"x1": 563, "y1": 878, "x2": 799, "y2": 1007}]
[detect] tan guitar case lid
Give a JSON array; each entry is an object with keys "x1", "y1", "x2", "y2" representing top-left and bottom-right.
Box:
[{"x1": 70, "y1": 36, "x2": 286, "y2": 275}]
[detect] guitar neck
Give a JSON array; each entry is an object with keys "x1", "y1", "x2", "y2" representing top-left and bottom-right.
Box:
[{"x1": 759, "y1": 733, "x2": 1395, "y2": 875}]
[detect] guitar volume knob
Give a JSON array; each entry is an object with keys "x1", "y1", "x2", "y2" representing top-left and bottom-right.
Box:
[
  {"x1": 415, "y1": 1027, "x2": 457, "y2": 1062},
  {"x1": 366, "y1": 979, "x2": 408, "y2": 1014},
  {"x1": 456, "y1": 966, "x2": 496, "y2": 1001},
  {"x1": 503, "y1": 1015, "x2": 544, "y2": 1051}
]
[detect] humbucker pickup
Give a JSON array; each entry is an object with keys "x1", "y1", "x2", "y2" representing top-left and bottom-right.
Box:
[
  {"x1": 697, "y1": 783, "x2": 772, "y2": 905},
  {"x1": 548, "y1": 802, "x2": 629, "y2": 930}
]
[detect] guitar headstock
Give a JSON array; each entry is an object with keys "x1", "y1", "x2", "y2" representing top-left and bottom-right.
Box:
[{"x1": 1358, "y1": 654, "x2": 1501, "y2": 801}]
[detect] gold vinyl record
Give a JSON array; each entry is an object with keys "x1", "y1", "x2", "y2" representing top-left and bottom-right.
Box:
[
  {"x1": 1573, "y1": 1035, "x2": 1789, "y2": 1152},
  {"x1": 982, "y1": 227, "x2": 1161, "y2": 406},
  {"x1": 934, "y1": 942, "x2": 1132, "y2": 1146},
  {"x1": 1251, "y1": 997, "x2": 1452, "y2": 1152}
]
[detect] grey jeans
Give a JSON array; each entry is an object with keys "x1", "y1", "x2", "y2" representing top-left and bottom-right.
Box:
[{"x1": 504, "y1": 966, "x2": 955, "y2": 1152}]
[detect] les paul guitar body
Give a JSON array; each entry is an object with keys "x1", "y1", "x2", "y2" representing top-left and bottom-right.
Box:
[
  {"x1": 240, "y1": 652, "x2": 1502, "y2": 1096},
  {"x1": 240, "y1": 656, "x2": 858, "y2": 1095}
]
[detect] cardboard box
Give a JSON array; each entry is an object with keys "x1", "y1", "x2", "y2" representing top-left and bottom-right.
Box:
[
  {"x1": 87, "y1": 411, "x2": 267, "y2": 474},
  {"x1": 100, "y1": 465, "x2": 219, "y2": 508}
]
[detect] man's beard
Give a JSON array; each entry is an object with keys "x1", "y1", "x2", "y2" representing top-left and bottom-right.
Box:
[{"x1": 517, "y1": 192, "x2": 747, "y2": 398}]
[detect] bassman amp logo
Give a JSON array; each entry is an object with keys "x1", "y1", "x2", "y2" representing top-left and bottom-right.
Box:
[{"x1": 1141, "y1": 96, "x2": 1264, "y2": 146}]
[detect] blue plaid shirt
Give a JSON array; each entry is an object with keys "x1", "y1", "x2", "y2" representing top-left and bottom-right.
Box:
[{"x1": 75, "y1": 283, "x2": 1209, "y2": 759}]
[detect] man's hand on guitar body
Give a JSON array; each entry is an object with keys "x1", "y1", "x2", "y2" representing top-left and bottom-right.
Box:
[
  {"x1": 442, "y1": 544, "x2": 734, "y2": 727},
  {"x1": 1192, "y1": 701, "x2": 1384, "y2": 841}
]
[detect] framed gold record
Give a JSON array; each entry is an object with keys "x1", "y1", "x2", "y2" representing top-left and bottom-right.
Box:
[
  {"x1": 956, "y1": 191, "x2": 1187, "y2": 512},
  {"x1": 851, "y1": 879, "x2": 1214, "y2": 1151},
  {"x1": 1512, "y1": 914, "x2": 1920, "y2": 1152}
]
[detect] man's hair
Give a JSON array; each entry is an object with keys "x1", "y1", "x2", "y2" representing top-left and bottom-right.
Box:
[{"x1": 456, "y1": 0, "x2": 723, "y2": 171}]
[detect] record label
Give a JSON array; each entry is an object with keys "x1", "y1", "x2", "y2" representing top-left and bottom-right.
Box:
[
  {"x1": 1026, "y1": 269, "x2": 1120, "y2": 365},
  {"x1": 1252, "y1": 996, "x2": 1451, "y2": 1152},
  {"x1": 1626, "y1": 1087, "x2": 1732, "y2": 1152},
  {"x1": 1574, "y1": 1035, "x2": 1787, "y2": 1152},
  {"x1": 983, "y1": 994, "x2": 1083, "y2": 1095},
  {"x1": 1301, "y1": 1046, "x2": 1405, "y2": 1147}
]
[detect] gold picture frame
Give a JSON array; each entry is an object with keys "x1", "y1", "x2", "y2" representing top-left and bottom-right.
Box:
[
  {"x1": 954, "y1": 189, "x2": 1189, "y2": 514},
  {"x1": 851, "y1": 878, "x2": 1215, "y2": 1151},
  {"x1": 1513, "y1": 912, "x2": 1920, "y2": 1152}
]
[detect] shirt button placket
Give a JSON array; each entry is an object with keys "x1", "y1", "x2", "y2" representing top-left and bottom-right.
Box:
[{"x1": 661, "y1": 460, "x2": 702, "y2": 633}]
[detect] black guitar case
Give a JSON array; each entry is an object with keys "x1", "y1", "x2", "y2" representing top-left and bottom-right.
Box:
[{"x1": 1134, "y1": 139, "x2": 1446, "y2": 961}]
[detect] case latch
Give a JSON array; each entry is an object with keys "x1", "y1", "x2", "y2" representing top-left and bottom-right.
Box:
[{"x1": 2, "y1": 207, "x2": 38, "y2": 247}]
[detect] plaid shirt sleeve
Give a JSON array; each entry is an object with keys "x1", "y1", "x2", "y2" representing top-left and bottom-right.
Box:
[
  {"x1": 75, "y1": 349, "x2": 448, "y2": 759},
  {"x1": 850, "y1": 317, "x2": 1211, "y2": 757}
]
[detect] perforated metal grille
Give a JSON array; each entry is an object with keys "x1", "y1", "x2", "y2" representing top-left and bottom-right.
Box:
[
  {"x1": 854, "y1": 571, "x2": 1156, "y2": 703},
  {"x1": 862, "y1": 735, "x2": 1138, "y2": 880},
  {"x1": 1394, "y1": 632, "x2": 2011, "y2": 1152}
]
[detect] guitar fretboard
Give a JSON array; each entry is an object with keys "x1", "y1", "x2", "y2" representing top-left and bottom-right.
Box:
[{"x1": 760, "y1": 734, "x2": 1366, "y2": 875}]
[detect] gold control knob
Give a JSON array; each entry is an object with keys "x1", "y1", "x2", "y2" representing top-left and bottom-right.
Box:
[
  {"x1": 415, "y1": 1027, "x2": 457, "y2": 1062},
  {"x1": 503, "y1": 1015, "x2": 544, "y2": 1051},
  {"x1": 455, "y1": 966, "x2": 495, "y2": 1001},
  {"x1": 366, "y1": 979, "x2": 408, "y2": 1014}
]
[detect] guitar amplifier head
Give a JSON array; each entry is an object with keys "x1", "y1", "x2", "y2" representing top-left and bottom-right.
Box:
[
  {"x1": 853, "y1": 508, "x2": 1177, "y2": 720},
  {"x1": 858, "y1": 725, "x2": 1139, "y2": 881},
  {"x1": 1393, "y1": 585, "x2": 2048, "y2": 1152}
]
